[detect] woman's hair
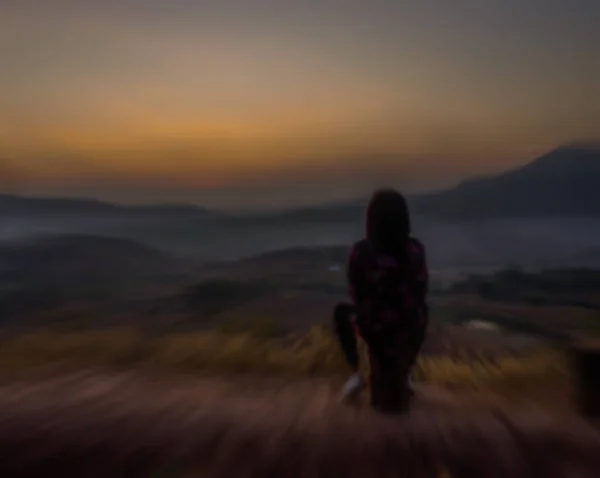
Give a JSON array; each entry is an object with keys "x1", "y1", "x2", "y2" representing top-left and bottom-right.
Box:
[{"x1": 366, "y1": 188, "x2": 411, "y2": 255}]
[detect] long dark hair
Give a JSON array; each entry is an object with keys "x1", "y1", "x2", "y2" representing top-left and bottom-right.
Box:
[{"x1": 366, "y1": 188, "x2": 411, "y2": 257}]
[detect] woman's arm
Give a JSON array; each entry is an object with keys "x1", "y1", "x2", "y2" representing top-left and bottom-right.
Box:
[
  {"x1": 347, "y1": 242, "x2": 365, "y2": 306},
  {"x1": 409, "y1": 238, "x2": 428, "y2": 302}
]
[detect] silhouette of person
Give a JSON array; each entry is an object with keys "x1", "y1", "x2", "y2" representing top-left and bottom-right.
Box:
[{"x1": 333, "y1": 188, "x2": 429, "y2": 413}]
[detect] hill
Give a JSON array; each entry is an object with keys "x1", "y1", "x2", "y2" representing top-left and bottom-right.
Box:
[
  {"x1": 247, "y1": 144, "x2": 600, "y2": 222},
  {"x1": 1, "y1": 144, "x2": 599, "y2": 267},
  {"x1": 0, "y1": 233, "x2": 192, "y2": 274},
  {"x1": 448, "y1": 267, "x2": 600, "y2": 309},
  {"x1": 0, "y1": 194, "x2": 220, "y2": 219},
  {"x1": 143, "y1": 246, "x2": 348, "y2": 329},
  {"x1": 411, "y1": 144, "x2": 600, "y2": 219},
  {"x1": 0, "y1": 234, "x2": 197, "y2": 322},
  {"x1": 2, "y1": 144, "x2": 599, "y2": 224}
]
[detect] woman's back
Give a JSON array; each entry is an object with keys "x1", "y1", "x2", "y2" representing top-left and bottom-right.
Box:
[
  {"x1": 348, "y1": 188, "x2": 428, "y2": 337},
  {"x1": 348, "y1": 236, "x2": 427, "y2": 338}
]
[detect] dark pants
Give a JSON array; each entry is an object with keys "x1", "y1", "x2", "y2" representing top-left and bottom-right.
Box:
[
  {"x1": 333, "y1": 302, "x2": 428, "y2": 413},
  {"x1": 333, "y1": 303, "x2": 360, "y2": 370}
]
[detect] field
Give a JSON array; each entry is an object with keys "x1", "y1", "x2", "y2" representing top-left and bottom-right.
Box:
[
  {"x1": 0, "y1": 323, "x2": 573, "y2": 411},
  {"x1": 1, "y1": 240, "x2": 595, "y2": 410},
  {"x1": 0, "y1": 327, "x2": 588, "y2": 477},
  {"x1": 1, "y1": 237, "x2": 599, "y2": 475}
]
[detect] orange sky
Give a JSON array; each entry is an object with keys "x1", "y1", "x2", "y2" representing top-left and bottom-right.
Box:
[{"x1": 1, "y1": 1, "x2": 599, "y2": 209}]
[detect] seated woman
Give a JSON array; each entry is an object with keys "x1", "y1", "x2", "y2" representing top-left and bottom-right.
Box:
[{"x1": 333, "y1": 188, "x2": 429, "y2": 413}]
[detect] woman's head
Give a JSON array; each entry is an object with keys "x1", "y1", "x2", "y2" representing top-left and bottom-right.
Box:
[{"x1": 366, "y1": 188, "x2": 411, "y2": 252}]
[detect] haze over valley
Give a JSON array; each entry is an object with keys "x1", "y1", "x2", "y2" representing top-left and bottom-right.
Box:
[{"x1": 3, "y1": 145, "x2": 599, "y2": 270}]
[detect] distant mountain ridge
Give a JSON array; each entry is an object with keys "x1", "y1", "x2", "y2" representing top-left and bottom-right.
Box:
[
  {"x1": 410, "y1": 144, "x2": 600, "y2": 219},
  {"x1": 0, "y1": 194, "x2": 220, "y2": 218},
  {"x1": 254, "y1": 144, "x2": 600, "y2": 221},
  {"x1": 0, "y1": 233, "x2": 194, "y2": 284},
  {"x1": 1, "y1": 144, "x2": 598, "y2": 220}
]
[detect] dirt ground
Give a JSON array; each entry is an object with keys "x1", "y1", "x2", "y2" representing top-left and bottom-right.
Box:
[{"x1": 0, "y1": 369, "x2": 595, "y2": 477}]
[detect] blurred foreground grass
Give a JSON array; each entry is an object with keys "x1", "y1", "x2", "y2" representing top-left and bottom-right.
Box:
[{"x1": 0, "y1": 323, "x2": 569, "y2": 398}]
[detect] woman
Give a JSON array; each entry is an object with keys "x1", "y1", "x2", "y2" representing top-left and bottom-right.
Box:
[{"x1": 333, "y1": 188, "x2": 428, "y2": 413}]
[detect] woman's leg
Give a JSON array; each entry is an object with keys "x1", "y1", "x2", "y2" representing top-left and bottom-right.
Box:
[
  {"x1": 333, "y1": 302, "x2": 359, "y2": 371},
  {"x1": 368, "y1": 346, "x2": 411, "y2": 414},
  {"x1": 333, "y1": 302, "x2": 366, "y2": 402}
]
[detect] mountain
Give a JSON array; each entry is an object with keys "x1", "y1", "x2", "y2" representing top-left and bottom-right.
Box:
[
  {"x1": 410, "y1": 145, "x2": 600, "y2": 219},
  {"x1": 0, "y1": 234, "x2": 196, "y2": 297},
  {"x1": 0, "y1": 233, "x2": 202, "y2": 324},
  {"x1": 0, "y1": 194, "x2": 220, "y2": 219},
  {"x1": 243, "y1": 144, "x2": 600, "y2": 223},
  {"x1": 2, "y1": 144, "x2": 598, "y2": 223}
]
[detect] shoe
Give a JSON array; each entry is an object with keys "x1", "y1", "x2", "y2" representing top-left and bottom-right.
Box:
[{"x1": 340, "y1": 373, "x2": 365, "y2": 403}]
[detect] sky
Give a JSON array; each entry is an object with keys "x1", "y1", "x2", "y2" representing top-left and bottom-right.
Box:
[{"x1": 1, "y1": 0, "x2": 599, "y2": 210}]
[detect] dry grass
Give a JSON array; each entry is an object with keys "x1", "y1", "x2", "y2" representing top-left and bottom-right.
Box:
[
  {"x1": 0, "y1": 325, "x2": 584, "y2": 477},
  {"x1": 0, "y1": 325, "x2": 570, "y2": 400}
]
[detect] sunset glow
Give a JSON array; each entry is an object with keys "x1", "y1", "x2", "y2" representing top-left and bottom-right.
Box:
[{"x1": 1, "y1": 0, "x2": 598, "y2": 209}]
